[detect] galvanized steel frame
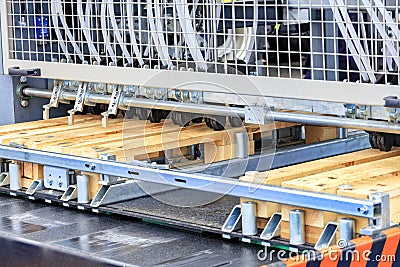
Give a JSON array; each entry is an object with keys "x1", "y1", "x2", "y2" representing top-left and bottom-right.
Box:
[{"x1": 0, "y1": 144, "x2": 379, "y2": 219}]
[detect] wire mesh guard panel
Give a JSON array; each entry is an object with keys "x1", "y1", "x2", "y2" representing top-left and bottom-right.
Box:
[{"x1": 3, "y1": 0, "x2": 400, "y2": 85}]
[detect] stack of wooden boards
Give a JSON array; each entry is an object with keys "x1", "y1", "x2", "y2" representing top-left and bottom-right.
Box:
[
  {"x1": 0, "y1": 115, "x2": 300, "y2": 197},
  {"x1": 240, "y1": 148, "x2": 400, "y2": 243}
]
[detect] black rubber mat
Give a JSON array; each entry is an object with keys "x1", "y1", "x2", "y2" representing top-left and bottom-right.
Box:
[{"x1": 0, "y1": 195, "x2": 274, "y2": 266}]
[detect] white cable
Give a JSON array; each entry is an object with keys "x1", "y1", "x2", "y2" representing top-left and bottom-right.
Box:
[
  {"x1": 77, "y1": 0, "x2": 101, "y2": 62},
  {"x1": 50, "y1": 1, "x2": 71, "y2": 61},
  {"x1": 211, "y1": 0, "x2": 222, "y2": 61},
  {"x1": 52, "y1": 0, "x2": 84, "y2": 61},
  {"x1": 176, "y1": 0, "x2": 207, "y2": 70},
  {"x1": 126, "y1": 0, "x2": 145, "y2": 66},
  {"x1": 369, "y1": 0, "x2": 399, "y2": 70},
  {"x1": 146, "y1": 0, "x2": 171, "y2": 66},
  {"x1": 245, "y1": 4, "x2": 258, "y2": 63},
  {"x1": 336, "y1": 0, "x2": 375, "y2": 81},
  {"x1": 154, "y1": 0, "x2": 173, "y2": 67},
  {"x1": 360, "y1": 0, "x2": 400, "y2": 68},
  {"x1": 100, "y1": 0, "x2": 117, "y2": 63},
  {"x1": 331, "y1": 0, "x2": 376, "y2": 82},
  {"x1": 107, "y1": 0, "x2": 133, "y2": 65},
  {"x1": 373, "y1": 0, "x2": 400, "y2": 39},
  {"x1": 330, "y1": 0, "x2": 370, "y2": 81},
  {"x1": 359, "y1": 13, "x2": 370, "y2": 59}
]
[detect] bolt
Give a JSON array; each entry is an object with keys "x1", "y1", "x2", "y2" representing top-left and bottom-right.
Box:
[
  {"x1": 56, "y1": 177, "x2": 63, "y2": 188},
  {"x1": 20, "y1": 99, "x2": 29, "y2": 107},
  {"x1": 358, "y1": 205, "x2": 369, "y2": 215},
  {"x1": 47, "y1": 175, "x2": 53, "y2": 186},
  {"x1": 19, "y1": 76, "x2": 27, "y2": 83},
  {"x1": 86, "y1": 163, "x2": 96, "y2": 171}
]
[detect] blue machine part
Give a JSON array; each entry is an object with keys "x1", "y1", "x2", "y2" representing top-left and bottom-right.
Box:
[{"x1": 35, "y1": 16, "x2": 49, "y2": 39}]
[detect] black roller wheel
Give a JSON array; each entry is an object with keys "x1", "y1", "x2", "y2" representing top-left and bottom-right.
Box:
[
  {"x1": 209, "y1": 116, "x2": 226, "y2": 131},
  {"x1": 205, "y1": 117, "x2": 213, "y2": 128},
  {"x1": 137, "y1": 108, "x2": 149, "y2": 120},
  {"x1": 161, "y1": 110, "x2": 170, "y2": 119},
  {"x1": 393, "y1": 134, "x2": 400, "y2": 147},
  {"x1": 369, "y1": 133, "x2": 379, "y2": 149},
  {"x1": 192, "y1": 116, "x2": 203, "y2": 123},
  {"x1": 229, "y1": 116, "x2": 243, "y2": 127},
  {"x1": 149, "y1": 109, "x2": 163, "y2": 123},
  {"x1": 377, "y1": 134, "x2": 394, "y2": 152},
  {"x1": 171, "y1": 112, "x2": 191, "y2": 127}
]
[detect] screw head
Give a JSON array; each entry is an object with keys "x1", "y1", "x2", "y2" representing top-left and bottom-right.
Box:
[
  {"x1": 358, "y1": 205, "x2": 369, "y2": 215},
  {"x1": 47, "y1": 175, "x2": 53, "y2": 186},
  {"x1": 20, "y1": 99, "x2": 29, "y2": 107},
  {"x1": 56, "y1": 178, "x2": 63, "y2": 188},
  {"x1": 19, "y1": 76, "x2": 27, "y2": 83}
]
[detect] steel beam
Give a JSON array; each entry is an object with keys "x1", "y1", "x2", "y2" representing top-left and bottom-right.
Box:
[
  {"x1": 22, "y1": 87, "x2": 400, "y2": 134},
  {"x1": 184, "y1": 132, "x2": 370, "y2": 176},
  {"x1": 0, "y1": 145, "x2": 377, "y2": 218},
  {"x1": 5, "y1": 59, "x2": 400, "y2": 106}
]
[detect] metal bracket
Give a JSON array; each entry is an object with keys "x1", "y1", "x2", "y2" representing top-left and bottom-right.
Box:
[
  {"x1": 101, "y1": 85, "x2": 122, "y2": 127},
  {"x1": 8, "y1": 66, "x2": 41, "y2": 76},
  {"x1": 221, "y1": 205, "x2": 242, "y2": 233},
  {"x1": 26, "y1": 179, "x2": 44, "y2": 195},
  {"x1": 68, "y1": 82, "x2": 88, "y2": 125},
  {"x1": 260, "y1": 212, "x2": 282, "y2": 240},
  {"x1": 90, "y1": 180, "x2": 173, "y2": 207},
  {"x1": 44, "y1": 166, "x2": 70, "y2": 191},
  {"x1": 43, "y1": 80, "x2": 67, "y2": 120},
  {"x1": 314, "y1": 222, "x2": 338, "y2": 249},
  {"x1": 244, "y1": 105, "x2": 271, "y2": 125},
  {"x1": 99, "y1": 154, "x2": 118, "y2": 185},
  {"x1": 0, "y1": 172, "x2": 10, "y2": 186},
  {"x1": 15, "y1": 78, "x2": 30, "y2": 107},
  {"x1": 360, "y1": 192, "x2": 391, "y2": 235},
  {"x1": 61, "y1": 185, "x2": 78, "y2": 201},
  {"x1": 345, "y1": 104, "x2": 370, "y2": 120}
]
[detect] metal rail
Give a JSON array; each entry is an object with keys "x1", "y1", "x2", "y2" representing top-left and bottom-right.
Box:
[
  {"x1": 0, "y1": 144, "x2": 378, "y2": 218},
  {"x1": 23, "y1": 87, "x2": 400, "y2": 134}
]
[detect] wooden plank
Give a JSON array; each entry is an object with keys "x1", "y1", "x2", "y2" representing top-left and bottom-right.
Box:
[
  {"x1": 71, "y1": 124, "x2": 251, "y2": 160},
  {"x1": 239, "y1": 148, "x2": 400, "y2": 221},
  {"x1": 0, "y1": 117, "x2": 105, "y2": 146},
  {"x1": 45, "y1": 121, "x2": 193, "y2": 155},
  {"x1": 21, "y1": 177, "x2": 33, "y2": 189},
  {"x1": 280, "y1": 206, "x2": 336, "y2": 228},
  {"x1": 23, "y1": 162, "x2": 33, "y2": 179},
  {"x1": 280, "y1": 156, "x2": 400, "y2": 230},
  {"x1": 305, "y1": 125, "x2": 338, "y2": 144},
  {"x1": 248, "y1": 148, "x2": 400, "y2": 187},
  {"x1": 240, "y1": 197, "x2": 281, "y2": 219},
  {"x1": 0, "y1": 115, "x2": 96, "y2": 136},
  {"x1": 337, "y1": 176, "x2": 400, "y2": 232},
  {"x1": 281, "y1": 156, "x2": 400, "y2": 194},
  {"x1": 21, "y1": 119, "x2": 130, "y2": 150},
  {"x1": 32, "y1": 164, "x2": 44, "y2": 179},
  {"x1": 81, "y1": 172, "x2": 101, "y2": 200}
]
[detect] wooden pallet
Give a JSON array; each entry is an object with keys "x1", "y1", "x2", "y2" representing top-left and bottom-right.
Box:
[
  {"x1": 240, "y1": 148, "x2": 400, "y2": 244},
  {"x1": 0, "y1": 115, "x2": 301, "y2": 192}
]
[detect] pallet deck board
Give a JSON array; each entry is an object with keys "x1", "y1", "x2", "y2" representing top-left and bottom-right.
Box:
[
  {"x1": 239, "y1": 146, "x2": 400, "y2": 242},
  {"x1": 0, "y1": 115, "x2": 296, "y2": 163}
]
